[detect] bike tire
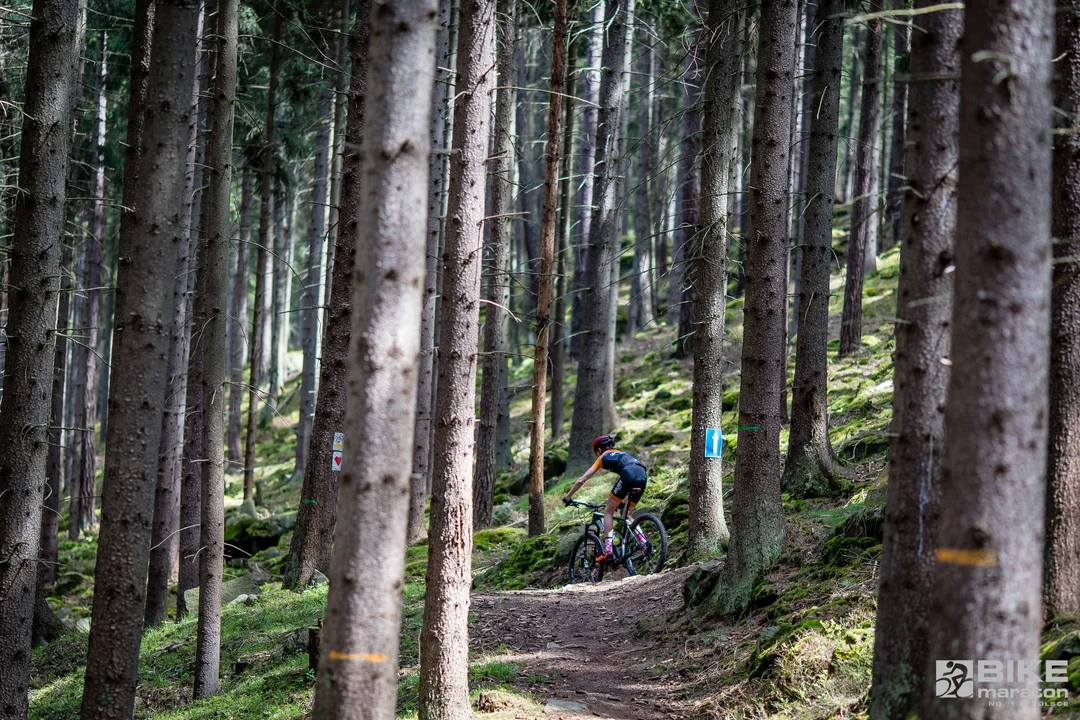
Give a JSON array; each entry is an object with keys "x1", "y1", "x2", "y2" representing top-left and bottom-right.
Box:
[
  {"x1": 568, "y1": 531, "x2": 605, "y2": 584},
  {"x1": 626, "y1": 513, "x2": 668, "y2": 576}
]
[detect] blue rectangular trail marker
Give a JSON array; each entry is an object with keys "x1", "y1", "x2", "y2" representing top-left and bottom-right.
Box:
[{"x1": 705, "y1": 428, "x2": 723, "y2": 458}]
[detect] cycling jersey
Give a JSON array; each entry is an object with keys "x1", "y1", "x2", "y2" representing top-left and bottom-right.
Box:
[{"x1": 591, "y1": 450, "x2": 647, "y2": 503}]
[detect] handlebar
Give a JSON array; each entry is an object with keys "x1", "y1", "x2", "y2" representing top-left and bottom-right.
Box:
[{"x1": 565, "y1": 499, "x2": 603, "y2": 510}]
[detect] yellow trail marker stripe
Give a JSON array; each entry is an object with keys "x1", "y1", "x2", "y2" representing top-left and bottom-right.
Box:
[
  {"x1": 935, "y1": 548, "x2": 997, "y2": 567},
  {"x1": 328, "y1": 651, "x2": 388, "y2": 662}
]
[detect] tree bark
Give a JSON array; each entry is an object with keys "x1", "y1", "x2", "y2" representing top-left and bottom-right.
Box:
[
  {"x1": 193, "y1": 0, "x2": 238, "y2": 694},
  {"x1": 1046, "y1": 0, "x2": 1080, "y2": 623},
  {"x1": 78, "y1": 0, "x2": 201, "y2": 715},
  {"x1": 704, "y1": 0, "x2": 796, "y2": 615},
  {"x1": 569, "y1": 4, "x2": 603, "y2": 358},
  {"x1": 0, "y1": 0, "x2": 82, "y2": 711},
  {"x1": 882, "y1": 6, "x2": 908, "y2": 254},
  {"x1": 282, "y1": 0, "x2": 370, "y2": 591},
  {"x1": 244, "y1": 0, "x2": 284, "y2": 502},
  {"x1": 686, "y1": 0, "x2": 743, "y2": 560},
  {"x1": 840, "y1": 24, "x2": 862, "y2": 204},
  {"x1": 868, "y1": 3, "x2": 960, "y2": 717},
  {"x1": 310, "y1": 3, "x2": 435, "y2": 714},
  {"x1": 262, "y1": 188, "x2": 291, "y2": 428},
  {"x1": 227, "y1": 164, "x2": 253, "y2": 467},
  {"x1": 296, "y1": 85, "x2": 333, "y2": 478},
  {"x1": 417, "y1": 0, "x2": 495, "y2": 712},
  {"x1": 551, "y1": 29, "x2": 576, "y2": 439},
  {"x1": 627, "y1": 28, "x2": 655, "y2": 338},
  {"x1": 839, "y1": 9, "x2": 883, "y2": 357},
  {"x1": 324, "y1": 0, "x2": 350, "y2": 276},
  {"x1": 526, "y1": 0, "x2": 567, "y2": 537},
  {"x1": 473, "y1": 0, "x2": 517, "y2": 530},
  {"x1": 924, "y1": 1, "x2": 1053, "y2": 717},
  {"x1": 566, "y1": 0, "x2": 634, "y2": 472},
  {"x1": 781, "y1": 0, "x2": 844, "y2": 500}
]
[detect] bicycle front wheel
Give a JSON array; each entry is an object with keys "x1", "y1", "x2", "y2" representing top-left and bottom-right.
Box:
[
  {"x1": 626, "y1": 513, "x2": 668, "y2": 576},
  {"x1": 568, "y1": 532, "x2": 605, "y2": 584}
]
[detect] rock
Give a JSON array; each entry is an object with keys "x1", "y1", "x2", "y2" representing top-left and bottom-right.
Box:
[
  {"x1": 270, "y1": 627, "x2": 310, "y2": 661},
  {"x1": 184, "y1": 574, "x2": 263, "y2": 615},
  {"x1": 238, "y1": 497, "x2": 259, "y2": 518},
  {"x1": 491, "y1": 503, "x2": 516, "y2": 527},
  {"x1": 75, "y1": 617, "x2": 91, "y2": 633},
  {"x1": 475, "y1": 690, "x2": 526, "y2": 713},
  {"x1": 543, "y1": 698, "x2": 590, "y2": 714},
  {"x1": 310, "y1": 570, "x2": 329, "y2": 587},
  {"x1": 228, "y1": 594, "x2": 256, "y2": 606},
  {"x1": 554, "y1": 530, "x2": 582, "y2": 564},
  {"x1": 225, "y1": 511, "x2": 297, "y2": 555}
]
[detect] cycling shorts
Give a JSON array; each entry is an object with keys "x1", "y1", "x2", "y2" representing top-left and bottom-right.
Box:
[{"x1": 610, "y1": 464, "x2": 647, "y2": 504}]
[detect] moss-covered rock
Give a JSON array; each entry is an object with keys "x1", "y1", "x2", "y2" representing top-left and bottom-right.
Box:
[{"x1": 821, "y1": 536, "x2": 881, "y2": 567}]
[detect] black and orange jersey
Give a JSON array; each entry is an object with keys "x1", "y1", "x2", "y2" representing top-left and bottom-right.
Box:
[{"x1": 590, "y1": 449, "x2": 646, "y2": 476}]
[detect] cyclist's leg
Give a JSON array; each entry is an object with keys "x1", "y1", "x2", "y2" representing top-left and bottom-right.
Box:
[{"x1": 602, "y1": 494, "x2": 620, "y2": 543}]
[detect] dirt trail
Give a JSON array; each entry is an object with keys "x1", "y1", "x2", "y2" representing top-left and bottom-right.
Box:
[{"x1": 470, "y1": 566, "x2": 698, "y2": 719}]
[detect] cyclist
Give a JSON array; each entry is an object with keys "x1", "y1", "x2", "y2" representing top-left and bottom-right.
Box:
[{"x1": 562, "y1": 435, "x2": 648, "y2": 563}]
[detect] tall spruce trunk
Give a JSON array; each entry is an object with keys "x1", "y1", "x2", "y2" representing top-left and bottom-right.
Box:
[
  {"x1": 417, "y1": 0, "x2": 495, "y2": 713},
  {"x1": 0, "y1": 0, "x2": 82, "y2": 712},
  {"x1": 841, "y1": 24, "x2": 862, "y2": 203},
  {"x1": 686, "y1": 0, "x2": 743, "y2": 560},
  {"x1": 1045, "y1": 0, "x2": 1080, "y2": 621},
  {"x1": 296, "y1": 86, "x2": 333, "y2": 478},
  {"x1": 551, "y1": 30, "x2": 577, "y2": 439},
  {"x1": 193, "y1": 0, "x2": 238, "y2": 694},
  {"x1": 566, "y1": 0, "x2": 634, "y2": 472},
  {"x1": 408, "y1": 0, "x2": 456, "y2": 544},
  {"x1": 262, "y1": 192, "x2": 290, "y2": 428},
  {"x1": 310, "y1": 4, "x2": 436, "y2": 712},
  {"x1": 282, "y1": 0, "x2": 370, "y2": 590},
  {"x1": 869, "y1": 3, "x2": 960, "y2": 717},
  {"x1": 839, "y1": 9, "x2": 883, "y2": 357},
  {"x1": 569, "y1": 4, "x2": 603, "y2": 358},
  {"x1": 227, "y1": 166, "x2": 253, "y2": 467},
  {"x1": 924, "y1": 1, "x2": 1053, "y2": 717},
  {"x1": 527, "y1": 0, "x2": 567, "y2": 536},
  {"x1": 702, "y1": 0, "x2": 797, "y2": 615},
  {"x1": 882, "y1": 6, "x2": 908, "y2": 253},
  {"x1": 244, "y1": 1, "x2": 284, "y2": 502},
  {"x1": 324, "y1": 0, "x2": 350, "y2": 273},
  {"x1": 473, "y1": 0, "x2": 518, "y2": 530},
  {"x1": 669, "y1": 34, "x2": 702, "y2": 358},
  {"x1": 627, "y1": 31, "x2": 655, "y2": 338},
  {"x1": 78, "y1": 0, "x2": 201, "y2": 715},
  {"x1": 781, "y1": 0, "x2": 844, "y2": 500}
]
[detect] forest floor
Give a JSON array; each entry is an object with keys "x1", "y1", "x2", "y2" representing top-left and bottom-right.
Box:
[{"x1": 29, "y1": 240, "x2": 1080, "y2": 719}]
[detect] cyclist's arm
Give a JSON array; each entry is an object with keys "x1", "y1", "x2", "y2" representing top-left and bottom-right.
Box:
[{"x1": 563, "y1": 458, "x2": 603, "y2": 501}]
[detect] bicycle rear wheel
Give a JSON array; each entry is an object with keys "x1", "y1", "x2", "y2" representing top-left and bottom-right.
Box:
[
  {"x1": 568, "y1": 532, "x2": 605, "y2": 584},
  {"x1": 625, "y1": 513, "x2": 667, "y2": 576}
]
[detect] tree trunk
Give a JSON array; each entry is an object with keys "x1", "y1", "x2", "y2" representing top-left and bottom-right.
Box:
[
  {"x1": 526, "y1": 0, "x2": 567, "y2": 537},
  {"x1": 569, "y1": 4, "x2": 603, "y2": 358},
  {"x1": 283, "y1": 0, "x2": 371, "y2": 591},
  {"x1": 244, "y1": 0, "x2": 284, "y2": 502},
  {"x1": 566, "y1": 0, "x2": 634, "y2": 472},
  {"x1": 473, "y1": 0, "x2": 518, "y2": 530},
  {"x1": 227, "y1": 165, "x2": 253, "y2": 467},
  {"x1": 417, "y1": 0, "x2": 495, "y2": 712},
  {"x1": 627, "y1": 29, "x2": 655, "y2": 338},
  {"x1": 551, "y1": 30, "x2": 577, "y2": 439},
  {"x1": 296, "y1": 86, "x2": 333, "y2": 478},
  {"x1": 78, "y1": 0, "x2": 201, "y2": 715},
  {"x1": 686, "y1": 0, "x2": 743, "y2": 560},
  {"x1": 324, "y1": 0, "x2": 350, "y2": 277},
  {"x1": 309, "y1": 4, "x2": 435, "y2": 714},
  {"x1": 408, "y1": 0, "x2": 456, "y2": 544},
  {"x1": 262, "y1": 190, "x2": 290, "y2": 428},
  {"x1": 669, "y1": 33, "x2": 702, "y2": 359},
  {"x1": 925, "y1": 0, "x2": 1054, "y2": 707},
  {"x1": 702, "y1": 0, "x2": 796, "y2": 615},
  {"x1": 882, "y1": 7, "x2": 908, "y2": 254},
  {"x1": 840, "y1": 24, "x2": 862, "y2": 204},
  {"x1": 0, "y1": 0, "x2": 82, "y2": 711},
  {"x1": 1046, "y1": 0, "x2": 1080, "y2": 623},
  {"x1": 868, "y1": 3, "x2": 960, "y2": 717},
  {"x1": 193, "y1": 0, "x2": 239, "y2": 694},
  {"x1": 838, "y1": 10, "x2": 882, "y2": 357},
  {"x1": 781, "y1": 0, "x2": 844, "y2": 500}
]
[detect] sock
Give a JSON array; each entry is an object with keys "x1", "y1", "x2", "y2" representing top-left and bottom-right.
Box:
[{"x1": 604, "y1": 536, "x2": 613, "y2": 553}]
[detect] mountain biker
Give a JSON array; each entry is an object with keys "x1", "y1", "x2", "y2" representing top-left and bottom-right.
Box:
[{"x1": 562, "y1": 435, "x2": 648, "y2": 563}]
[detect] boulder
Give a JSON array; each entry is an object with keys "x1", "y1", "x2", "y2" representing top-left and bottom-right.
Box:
[
  {"x1": 553, "y1": 530, "x2": 582, "y2": 565},
  {"x1": 237, "y1": 497, "x2": 259, "y2": 518},
  {"x1": 225, "y1": 511, "x2": 297, "y2": 555},
  {"x1": 183, "y1": 573, "x2": 262, "y2": 615},
  {"x1": 309, "y1": 569, "x2": 329, "y2": 587}
]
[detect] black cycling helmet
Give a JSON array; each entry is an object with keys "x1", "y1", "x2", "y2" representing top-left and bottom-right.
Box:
[{"x1": 592, "y1": 435, "x2": 616, "y2": 454}]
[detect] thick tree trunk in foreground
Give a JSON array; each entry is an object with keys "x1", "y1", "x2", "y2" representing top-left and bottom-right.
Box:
[
  {"x1": 924, "y1": 2, "x2": 1053, "y2": 717},
  {"x1": 227, "y1": 166, "x2": 253, "y2": 467},
  {"x1": 686, "y1": 0, "x2": 742, "y2": 560},
  {"x1": 418, "y1": 0, "x2": 495, "y2": 713},
  {"x1": 296, "y1": 86, "x2": 333, "y2": 478},
  {"x1": 283, "y1": 0, "x2": 370, "y2": 591},
  {"x1": 567, "y1": 0, "x2": 634, "y2": 472},
  {"x1": 192, "y1": 0, "x2": 238, "y2": 697},
  {"x1": 79, "y1": 0, "x2": 201, "y2": 716},
  {"x1": 704, "y1": 0, "x2": 796, "y2": 615},
  {"x1": 473, "y1": 0, "x2": 517, "y2": 530},
  {"x1": 1046, "y1": 0, "x2": 1080, "y2": 622},
  {"x1": 310, "y1": 5, "x2": 435, "y2": 714},
  {"x1": 781, "y1": 0, "x2": 844, "y2": 500},
  {"x1": 839, "y1": 10, "x2": 883, "y2": 357},
  {"x1": 244, "y1": 1, "x2": 283, "y2": 502},
  {"x1": 527, "y1": 0, "x2": 566, "y2": 537},
  {"x1": 0, "y1": 0, "x2": 82, "y2": 712},
  {"x1": 869, "y1": 3, "x2": 960, "y2": 717}
]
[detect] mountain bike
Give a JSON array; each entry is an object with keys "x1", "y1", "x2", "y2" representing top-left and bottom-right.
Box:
[{"x1": 565, "y1": 500, "x2": 667, "y2": 584}]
